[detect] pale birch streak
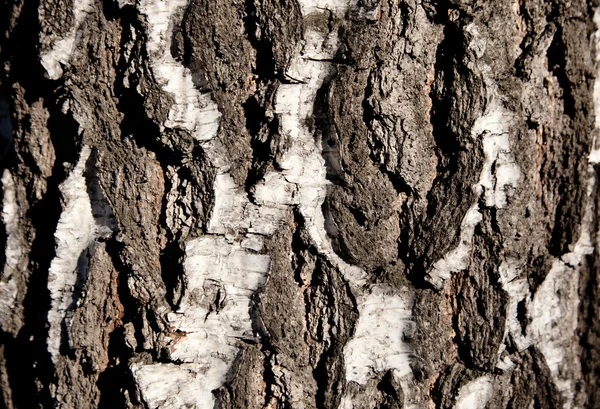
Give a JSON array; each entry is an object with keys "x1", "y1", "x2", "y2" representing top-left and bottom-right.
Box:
[
  {"x1": 1, "y1": 170, "x2": 20, "y2": 273},
  {"x1": 453, "y1": 376, "x2": 494, "y2": 409},
  {"x1": 46, "y1": 147, "x2": 96, "y2": 362},
  {"x1": 527, "y1": 163, "x2": 596, "y2": 408},
  {"x1": 41, "y1": 0, "x2": 95, "y2": 79},
  {"x1": 344, "y1": 291, "x2": 414, "y2": 383},
  {"x1": 273, "y1": 1, "x2": 419, "y2": 406},
  {"x1": 496, "y1": 258, "x2": 531, "y2": 372},
  {"x1": 134, "y1": 0, "x2": 419, "y2": 407},
  {"x1": 0, "y1": 170, "x2": 20, "y2": 328},
  {"x1": 427, "y1": 24, "x2": 521, "y2": 289},
  {"x1": 494, "y1": 11, "x2": 600, "y2": 408},
  {"x1": 343, "y1": 288, "x2": 417, "y2": 407},
  {"x1": 427, "y1": 104, "x2": 517, "y2": 289},
  {"x1": 133, "y1": 2, "x2": 287, "y2": 407},
  {"x1": 274, "y1": 25, "x2": 367, "y2": 286},
  {"x1": 522, "y1": 11, "x2": 600, "y2": 408}
]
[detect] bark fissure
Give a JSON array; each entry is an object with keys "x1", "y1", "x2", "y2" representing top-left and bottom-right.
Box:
[{"x1": 4, "y1": 22, "x2": 83, "y2": 402}]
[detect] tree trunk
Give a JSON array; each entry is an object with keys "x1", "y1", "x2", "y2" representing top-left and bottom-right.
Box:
[{"x1": 0, "y1": 0, "x2": 599, "y2": 408}]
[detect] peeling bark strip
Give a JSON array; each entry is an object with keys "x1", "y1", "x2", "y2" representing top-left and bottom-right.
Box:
[
  {"x1": 0, "y1": 170, "x2": 19, "y2": 327},
  {"x1": 427, "y1": 30, "x2": 521, "y2": 290},
  {"x1": 1, "y1": 0, "x2": 600, "y2": 408},
  {"x1": 47, "y1": 146, "x2": 115, "y2": 362}
]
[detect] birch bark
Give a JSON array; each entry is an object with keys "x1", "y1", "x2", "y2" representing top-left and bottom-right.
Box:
[{"x1": 0, "y1": 0, "x2": 599, "y2": 408}]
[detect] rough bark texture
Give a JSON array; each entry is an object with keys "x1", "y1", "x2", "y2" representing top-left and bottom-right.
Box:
[{"x1": 0, "y1": 0, "x2": 599, "y2": 408}]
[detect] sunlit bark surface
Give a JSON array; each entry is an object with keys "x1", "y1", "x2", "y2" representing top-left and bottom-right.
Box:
[{"x1": 0, "y1": 0, "x2": 599, "y2": 408}]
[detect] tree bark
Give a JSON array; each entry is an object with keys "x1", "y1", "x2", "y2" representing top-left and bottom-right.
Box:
[{"x1": 0, "y1": 0, "x2": 599, "y2": 408}]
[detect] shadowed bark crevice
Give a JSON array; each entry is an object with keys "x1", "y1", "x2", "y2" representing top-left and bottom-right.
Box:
[
  {"x1": 579, "y1": 166, "x2": 600, "y2": 409},
  {"x1": 104, "y1": 239, "x2": 147, "y2": 357},
  {"x1": 0, "y1": 0, "x2": 76, "y2": 405},
  {"x1": 10, "y1": 66, "x2": 81, "y2": 409},
  {"x1": 97, "y1": 327, "x2": 144, "y2": 409}
]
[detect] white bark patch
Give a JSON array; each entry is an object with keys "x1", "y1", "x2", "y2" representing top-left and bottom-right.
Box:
[
  {"x1": 133, "y1": 1, "x2": 417, "y2": 406},
  {"x1": 208, "y1": 173, "x2": 288, "y2": 237},
  {"x1": 40, "y1": 0, "x2": 95, "y2": 79},
  {"x1": 453, "y1": 376, "x2": 494, "y2": 409},
  {"x1": 527, "y1": 260, "x2": 581, "y2": 399},
  {"x1": 590, "y1": 9, "x2": 600, "y2": 165},
  {"x1": 1, "y1": 170, "x2": 21, "y2": 271},
  {"x1": 131, "y1": 362, "x2": 225, "y2": 409},
  {"x1": 495, "y1": 125, "x2": 596, "y2": 408},
  {"x1": 298, "y1": 0, "x2": 352, "y2": 15},
  {"x1": 427, "y1": 201, "x2": 482, "y2": 289},
  {"x1": 137, "y1": 238, "x2": 271, "y2": 407},
  {"x1": 340, "y1": 288, "x2": 419, "y2": 408},
  {"x1": 474, "y1": 106, "x2": 520, "y2": 209},
  {"x1": 0, "y1": 170, "x2": 20, "y2": 328},
  {"x1": 140, "y1": 0, "x2": 221, "y2": 147},
  {"x1": 252, "y1": 171, "x2": 298, "y2": 207},
  {"x1": 168, "y1": 237, "x2": 270, "y2": 358},
  {"x1": 427, "y1": 24, "x2": 521, "y2": 289},
  {"x1": 133, "y1": 2, "x2": 288, "y2": 407},
  {"x1": 427, "y1": 104, "x2": 517, "y2": 289},
  {"x1": 274, "y1": 1, "x2": 367, "y2": 288},
  {"x1": 344, "y1": 287, "x2": 415, "y2": 383},
  {"x1": 496, "y1": 258, "x2": 530, "y2": 371},
  {"x1": 518, "y1": 12, "x2": 600, "y2": 407},
  {"x1": 276, "y1": 1, "x2": 419, "y2": 406},
  {"x1": 497, "y1": 12, "x2": 600, "y2": 406},
  {"x1": 525, "y1": 171, "x2": 596, "y2": 407},
  {"x1": 47, "y1": 146, "x2": 113, "y2": 362}
]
